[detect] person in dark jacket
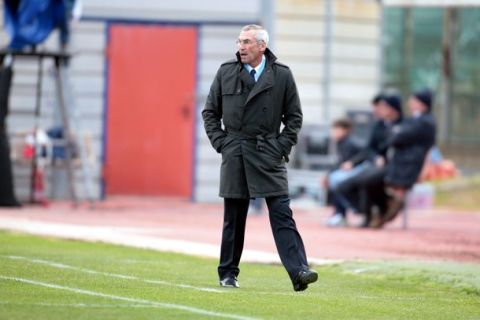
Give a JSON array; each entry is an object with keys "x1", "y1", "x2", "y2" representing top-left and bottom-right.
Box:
[
  {"x1": 202, "y1": 24, "x2": 317, "y2": 291},
  {"x1": 346, "y1": 95, "x2": 391, "y2": 169},
  {"x1": 336, "y1": 93, "x2": 403, "y2": 227},
  {"x1": 332, "y1": 119, "x2": 361, "y2": 169},
  {"x1": 324, "y1": 118, "x2": 361, "y2": 227},
  {"x1": 377, "y1": 89, "x2": 436, "y2": 226}
]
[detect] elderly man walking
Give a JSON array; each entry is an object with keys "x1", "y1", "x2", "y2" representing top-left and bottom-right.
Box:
[{"x1": 202, "y1": 25, "x2": 317, "y2": 291}]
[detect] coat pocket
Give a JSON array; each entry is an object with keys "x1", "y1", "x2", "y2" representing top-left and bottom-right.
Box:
[
  {"x1": 221, "y1": 85, "x2": 245, "y2": 129},
  {"x1": 221, "y1": 135, "x2": 235, "y2": 151},
  {"x1": 262, "y1": 138, "x2": 284, "y2": 161}
]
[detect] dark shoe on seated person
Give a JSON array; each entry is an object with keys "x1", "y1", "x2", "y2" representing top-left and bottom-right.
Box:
[
  {"x1": 383, "y1": 196, "x2": 405, "y2": 223},
  {"x1": 219, "y1": 277, "x2": 239, "y2": 288},
  {"x1": 369, "y1": 212, "x2": 385, "y2": 229},
  {"x1": 293, "y1": 270, "x2": 318, "y2": 292}
]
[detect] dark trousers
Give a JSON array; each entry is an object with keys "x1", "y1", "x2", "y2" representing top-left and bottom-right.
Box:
[
  {"x1": 336, "y1": 166, "x2": 387, "y2": 220},
  {"x1": 330, "y1": 191, "x2": 350, "y2": 217},
  {"x1": 218, "y1": 195, "x2": 309, "y2": 283},
  {"x1": 363, "y1": 167, "x2": 388, "y2": 217}
]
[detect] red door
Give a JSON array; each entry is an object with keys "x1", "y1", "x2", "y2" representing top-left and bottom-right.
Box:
[{"x1": 105, "y1": 24, "x2": 197, "y2": 197}]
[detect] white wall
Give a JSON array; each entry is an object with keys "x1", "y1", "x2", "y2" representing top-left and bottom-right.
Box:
[{"x1": 275, "y1": 0, "x2": 381, "y2": 125}]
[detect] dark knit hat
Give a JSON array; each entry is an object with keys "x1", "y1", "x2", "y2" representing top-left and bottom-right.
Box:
[
  {"x1": 380, "y1": 93, "x2": 403, "y2": 119},
  {"x1": 413, "y1": 89, "x2": 433, "y2": 112}
]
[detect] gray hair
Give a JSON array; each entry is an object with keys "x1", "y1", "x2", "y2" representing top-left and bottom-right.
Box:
[{"x1": 241, "y1": 24, "x2": 269, "y2": 46}]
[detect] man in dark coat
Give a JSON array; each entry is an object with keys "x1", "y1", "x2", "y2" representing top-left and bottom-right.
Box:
[
  {"x1": 379, "y1": 89, "x2": 436, "y2": 225},
  {"x1": 202, "y1": 24, "x2": 317, "y2": 291}
]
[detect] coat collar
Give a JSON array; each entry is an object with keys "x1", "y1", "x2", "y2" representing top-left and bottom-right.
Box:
[{"x1": 235, "y1": 48, "x2": 277, "y2": 105}]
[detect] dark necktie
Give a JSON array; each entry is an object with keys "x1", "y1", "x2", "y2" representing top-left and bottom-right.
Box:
[{"x1": 250, "y1": 69, "x2": 256, "y2": 82}]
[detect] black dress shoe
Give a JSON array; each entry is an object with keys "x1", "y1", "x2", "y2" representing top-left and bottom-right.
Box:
[
  {"x1": 219, "y1": 277, "x2": 239, "y2": 288},
  {"x1": 293, "y1": 270, "x2": 318, "y2": 292}
]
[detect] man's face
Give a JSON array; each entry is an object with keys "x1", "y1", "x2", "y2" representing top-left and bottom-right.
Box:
[
  {"x1": 237, "y1": 30, "x2": 266, "y2": 67},
  {"x1": 378, "y1": 100, "x2": 399, "y2": 121},
  {"x1": 331, "y1": 127, "x2": 348, "y2": 142},
  {"x1": 408, "y1": 96, "x2": 427, "y2": 114}
]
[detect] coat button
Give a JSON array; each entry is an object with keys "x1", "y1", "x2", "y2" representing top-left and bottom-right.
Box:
[{"x1": 263, "y1": 107, "x2": 267, "y2": 112}]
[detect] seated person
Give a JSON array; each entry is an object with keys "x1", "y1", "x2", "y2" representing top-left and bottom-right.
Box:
[
  {"x1": 335, "y1": 93, "x2": 403, "y2": 227},
  {"x1": 324, "y1": 118, "x2": 361, "y2": 227},
  {"x1": 377, "y1": 89, "x2": 437, "y2": 226},
  {"x1": 344, "y1": 94, "x2": 386, "y2": 170}
]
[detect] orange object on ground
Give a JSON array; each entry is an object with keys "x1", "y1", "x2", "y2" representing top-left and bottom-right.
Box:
[{"x1": 421, "y1": 160, "x2": 459, "y2": 182}]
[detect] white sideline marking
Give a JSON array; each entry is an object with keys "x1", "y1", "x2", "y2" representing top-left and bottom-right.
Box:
[
  {"x1": 3, "y1": 255, "x2": 323, "y2": 298},
  {"x1": 0, "y1": 276, "x2": 258, "y2": 320},
  {"x1": 349, "y1": 267, "x2": 379, "y2": 274},
  {"x1": 3, "y1": 255, "x2": 222, "y2": 293}
]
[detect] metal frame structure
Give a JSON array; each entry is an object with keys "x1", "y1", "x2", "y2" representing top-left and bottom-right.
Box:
[{"x1": 0, "y1": 49, "x2": 83, "y2": 207}]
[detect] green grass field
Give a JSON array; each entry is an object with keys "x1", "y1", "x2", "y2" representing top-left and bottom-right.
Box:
[{"x1": 0, "y1": 231, "x2": 479, "y2": 320}]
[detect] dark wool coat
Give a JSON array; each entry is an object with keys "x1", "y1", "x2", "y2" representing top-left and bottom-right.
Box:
[
  {"x1": 202, "y1": 48, "x2": 302, "y2": 199},
  {"x1": 385, "y1": 113, "x2": 436, "y2": 188},
  {"x1": 349, "y1": 120, "x2": 390, "y2": 166}
]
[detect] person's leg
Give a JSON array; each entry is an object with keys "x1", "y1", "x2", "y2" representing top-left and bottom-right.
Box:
[
  {"x1": 351, "y1": 167, "x2": 386, "y2": 227},
  {"x1": 359, "y1": 167, "x2": 388, "y2": 228},
  {"x1": 389, "y1": 186, "x2": 407, "y2": 199},
  {"x1": 336, "y1": 174, "x2": 365, "y2": 223},
  {"x1": 382, "y1": 185, "x2": 408, "y2": 224},
  {"x1": 218, "y1": 198, "x2": 250, "y2": 280},
  {"x1": 265, "y1": 195, "x2": 309, "y2": 282},
  {"x1": 330, "y1": 192, "x2": 347, "y2": 217},
  {"x1": 325, "y1": 191, "x2": 348, "y2": 227},
  {"x1": 336, "y1": 172, "x2": 366, "y2": 212}
]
